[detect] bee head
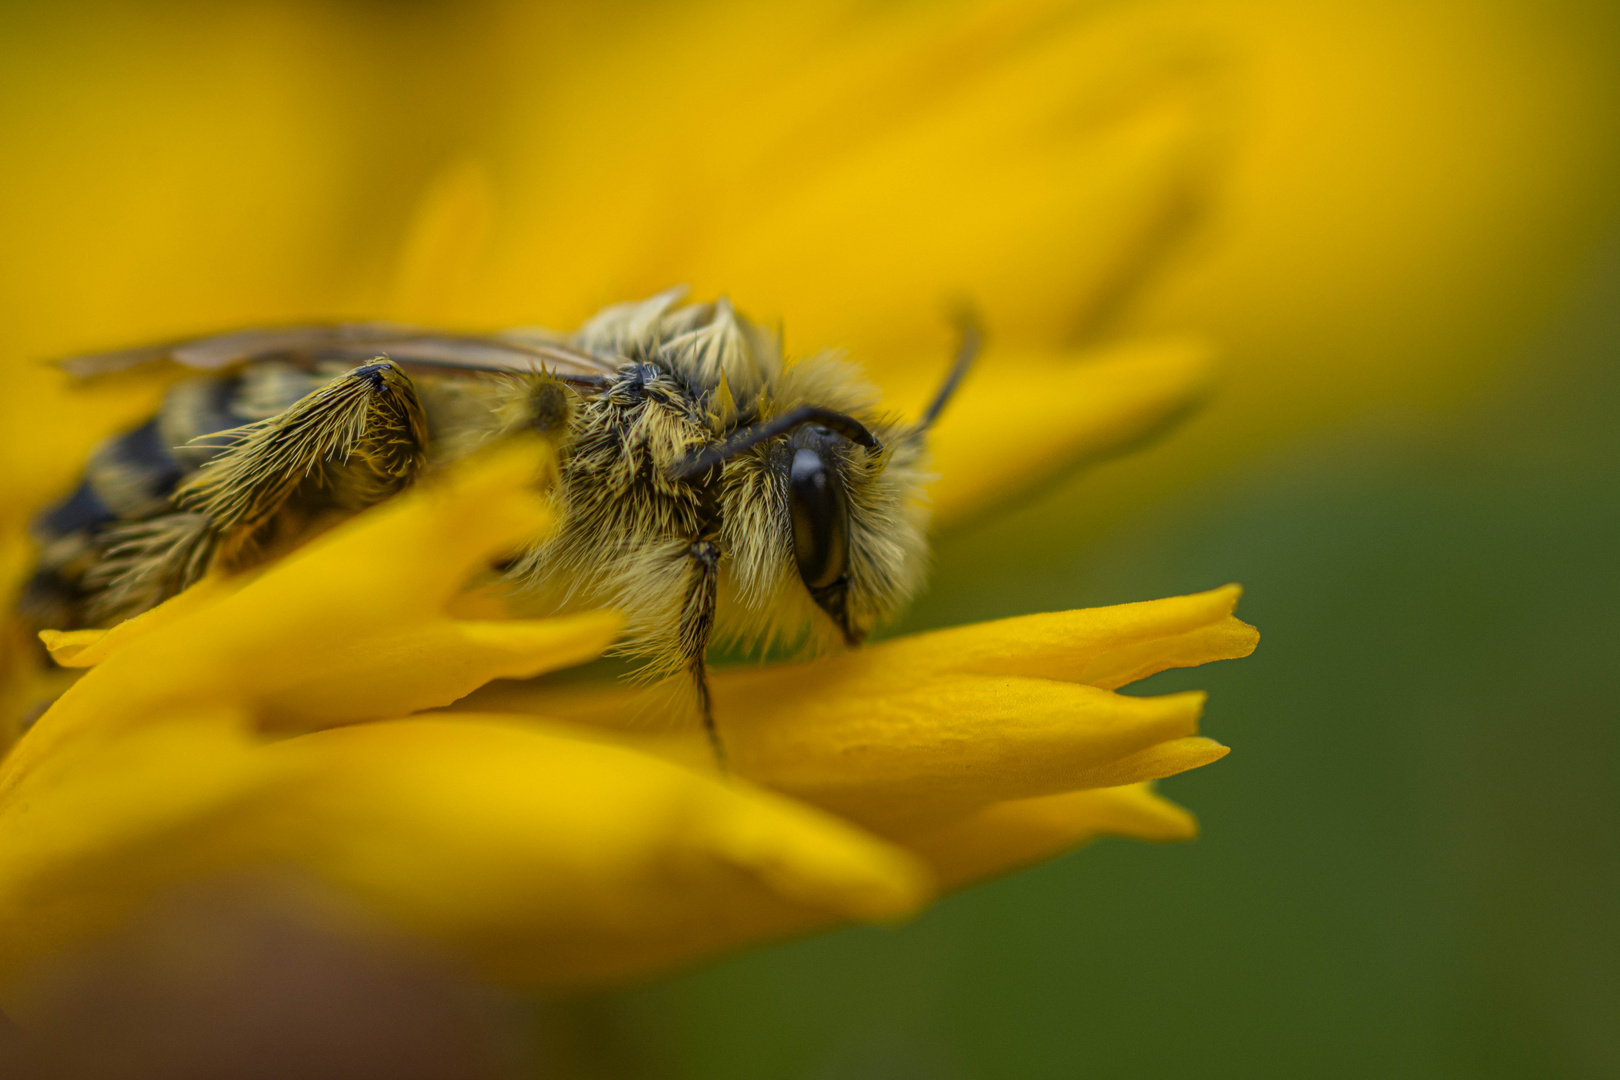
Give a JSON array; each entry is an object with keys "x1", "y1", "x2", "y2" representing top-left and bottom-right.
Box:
[
  {"x1": 669, "y1": 310, "x2": 977, "y2": 655},
  {"x1": 670, "y1": 403, "x2": 899, "y2": 648}
]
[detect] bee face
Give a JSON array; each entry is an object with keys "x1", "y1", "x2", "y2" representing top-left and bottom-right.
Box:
[{"x1": 707, "y1": 401, "x2": 929, "y2": 660}]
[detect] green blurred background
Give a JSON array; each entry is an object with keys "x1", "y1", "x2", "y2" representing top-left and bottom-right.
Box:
[{"x1": 567, "y1": 244, "x2": 1620, "y2": 1078}]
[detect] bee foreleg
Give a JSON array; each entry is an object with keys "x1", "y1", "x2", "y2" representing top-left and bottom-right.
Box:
[{"x1": 679, "y1": 539, "x2": 725, "y2": 767}]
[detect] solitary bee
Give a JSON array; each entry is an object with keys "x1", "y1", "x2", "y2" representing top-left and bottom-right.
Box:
[{"x1": 22, "y1": 289, "x2": 977, "y2": 757}]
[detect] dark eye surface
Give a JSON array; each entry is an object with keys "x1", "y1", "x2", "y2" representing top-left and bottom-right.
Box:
[{"x1": 788, "y1": 447, "x2": 849, "y2": 591}]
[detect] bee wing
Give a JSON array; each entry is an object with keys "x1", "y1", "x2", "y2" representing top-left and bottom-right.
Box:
[{"x1": 57, "y1": 323, "x2": 620, "y2": 386}]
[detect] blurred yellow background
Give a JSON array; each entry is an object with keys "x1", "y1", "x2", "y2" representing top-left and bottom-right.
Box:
[{"x1": 3, "y1": 0, "x2": 1616, "y2": 506}]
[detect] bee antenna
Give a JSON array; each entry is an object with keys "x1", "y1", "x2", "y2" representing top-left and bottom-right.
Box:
[
  {"x1": 918, "y1": 307, "x2": 983, "y2": 430},
  {"x1": 670, "y1": 406, "x2": 881, "y2": 481}
]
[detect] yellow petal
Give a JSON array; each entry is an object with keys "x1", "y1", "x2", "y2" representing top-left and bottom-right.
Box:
[
  {"x1": 248, "y1": 613, "x2": 622, "y2": 731},
  {"x1": 473, "y1": 583, "x2": 1252, "y2": 709},
  {"x1": 266, "y1": 716, "x2": 930, "y2": 986},
  {"x1": 723, "y1": 684, "x2": 1223, "y2": 829},
  {"x1": 905, "y1": 782, "x2": 1199, "y2": 889},
  {"x1": 907, "y1": 338, "x2": 1217, "y2": 529},
  {"x1": 460, "y1": 585, "x2": 1254, "y2": 832},
  {"x1": 865, "y1": 582, "x2": 1258, "y2": 690},
  {"x1": 388, "y1": 158, "x2": 496, "y2": 323},
  {"x1": 0, "y1": 712, "x2": 930, "y2": 990},
  {"x1": 637, "y1": 585, "x2": 1233, "y2": 703},
  {"x1": 725, "y1": 583, "x2": 1255, "y2": 704},
  {"x1": 0, "y1": 704, "x2": 283, "y2": 982},
  {"x1": 40, "y1": 572, "x2": 239, "y2": 668},
  {"x1": 469, "y1": 1, "x2": 1221, "y2": 366}
]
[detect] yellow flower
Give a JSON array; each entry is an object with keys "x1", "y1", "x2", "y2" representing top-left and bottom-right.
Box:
[
  {"x1": 1, "y1": 441, "x2": 1254, "y2": 991},
  {"x1": 0, "y1": 0, "x2": 1610, "y2": 1040},
  {"x1": 46, "y1": 0, "x2": 1549, "y2": 994}
]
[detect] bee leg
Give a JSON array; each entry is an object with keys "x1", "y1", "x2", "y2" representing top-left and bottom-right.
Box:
[
  {"x1": 84, "y1": 360, "x2": 426, "y2": 623},
  {"x1": 175, "y1": 359, "x2": 428, "y2": 567},
  {"x1": 81, "y1": 512, "x2": 218, "y2": 626},
  {"x1": 680, "y1": 539, "x2": 725, "y2": 767}
]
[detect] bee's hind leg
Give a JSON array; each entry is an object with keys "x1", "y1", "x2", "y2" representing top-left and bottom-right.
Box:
[
  {"x1": 679, "y1": 539, "x2": 725, "y2": 768},
  {"x1": 84, "y1": 360, "x2": 427, "y2": 624},
  {"x1": 176, "y1": 359, "x2": 427, "y2": 567}
]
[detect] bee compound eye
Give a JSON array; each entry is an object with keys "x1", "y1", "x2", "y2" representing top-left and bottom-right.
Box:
[{"x1": 788, "y1": 447, "x2": 850, "y2": 591}]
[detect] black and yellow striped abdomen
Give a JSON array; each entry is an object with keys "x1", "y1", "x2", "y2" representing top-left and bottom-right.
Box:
[{"x1": 22, "y1": 365, "x2": 325, "y2": 630}]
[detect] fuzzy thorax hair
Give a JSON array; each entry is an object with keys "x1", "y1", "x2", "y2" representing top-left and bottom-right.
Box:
[{"x1": 504, "y1": 290, "x2": 933, "y2": 675}]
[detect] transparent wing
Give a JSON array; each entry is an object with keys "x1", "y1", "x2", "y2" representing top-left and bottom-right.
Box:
[{"x1": 57, "y1": 323, "x2": 620, "y2": 385}]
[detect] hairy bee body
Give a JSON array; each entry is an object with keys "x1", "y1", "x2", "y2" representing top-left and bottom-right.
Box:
[
  {"x1": 25, "y1": 360, "x2": 349, "y2": 629},
  {"x1": 24, "y1": 292, "x2": 955, "y2": 745}
]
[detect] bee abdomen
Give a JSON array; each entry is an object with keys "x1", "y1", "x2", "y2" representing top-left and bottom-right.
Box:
[
  {"x1": 33, "y1": 478, "x2": 116, "y2": 540},
  {"x1": 25, "y1": 417, "x2": 191, "y2": 623},
  {"x1": 81, "y1": 418, "x2": 186, "y2": 519},
  {"x1": 23, "y1": 366, "x2": 318, "y2": 630}
]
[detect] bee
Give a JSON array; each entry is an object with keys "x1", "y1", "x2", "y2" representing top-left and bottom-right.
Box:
[{"x1": 21, "y1": 289, "x2": 978, "y2": 758}]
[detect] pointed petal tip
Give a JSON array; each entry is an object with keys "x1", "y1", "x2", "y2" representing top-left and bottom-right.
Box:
[
  {"x1": 1155, "y1": 689, "x2": 1210, "y2": 730},
  {"x1": 38, "y1": 628, "x2": 103, "y2": 668},
  {"x1": 1145, "y1": 804, "x2": 1201, "y2": 843},
  {"x1": 1077, "y1": 735, "x2": 1230, "y2": 790},
  {"x1": 1102, "y1": 784, "x2": 1202, "y2": 843}
]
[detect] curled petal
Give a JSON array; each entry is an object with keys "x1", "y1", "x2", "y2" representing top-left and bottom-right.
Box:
[
  {"x1": 1075, "y1": 736, "x2": 1231, "y2": 792},
  {"x1": 472, "y1": 585, "x2": 1253, "y2": 717},
  {"x1": 899, "y1": 338, "x2": 1217, "y2": 529}
]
